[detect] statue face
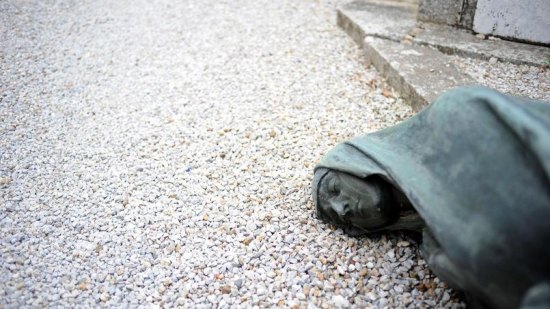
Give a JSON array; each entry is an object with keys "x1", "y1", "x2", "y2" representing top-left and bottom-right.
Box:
[{"x1": 316, "y1": 171, "x2": 395, "y2": 230}]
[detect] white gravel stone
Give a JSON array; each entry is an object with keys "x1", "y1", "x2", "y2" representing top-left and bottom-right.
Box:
[
  {"x1": 0, "y1": 0, "x2": 463, "y2": 307},
  {"x1": 333, "y1": 295, "x2": 350, "y2": 307},
  {"x1": 453, "y1": 56, "x2": 550, "y2": 102}
]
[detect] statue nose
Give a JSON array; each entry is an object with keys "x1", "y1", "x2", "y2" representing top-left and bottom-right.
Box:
[{"x1": 332, "y1": 201, "x2": 350, "y2": 218}]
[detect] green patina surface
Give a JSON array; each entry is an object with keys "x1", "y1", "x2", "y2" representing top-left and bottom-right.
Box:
[{"x1": 312, "y1": 86, "x2": 550, "y2": 308}]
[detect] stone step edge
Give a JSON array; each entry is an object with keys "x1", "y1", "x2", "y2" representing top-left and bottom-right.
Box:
[
  {"x1": 337, "y1": 2, "x2": 550, "y2": 67},
  {"x1": 363, "y1": 37, "x2": 476, "y2": 111}
]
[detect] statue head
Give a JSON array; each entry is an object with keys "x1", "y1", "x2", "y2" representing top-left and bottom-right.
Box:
[{"x1": 312, "y1": 168, "x2": 399, "y2": 234}]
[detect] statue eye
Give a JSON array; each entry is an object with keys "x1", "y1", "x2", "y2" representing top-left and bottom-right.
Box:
[{"x1": 329, "y1": 178, "x2": 340, "y2": 194}]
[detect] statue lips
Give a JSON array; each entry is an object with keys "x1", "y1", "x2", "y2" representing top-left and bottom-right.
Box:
[{"x1": 353, "y1": 199, "x2": 361, "y2": 217}]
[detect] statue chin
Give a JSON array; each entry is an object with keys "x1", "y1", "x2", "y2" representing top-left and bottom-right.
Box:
[{"x1": 343, "y1": 225, "x2": 368, "y2": 236}]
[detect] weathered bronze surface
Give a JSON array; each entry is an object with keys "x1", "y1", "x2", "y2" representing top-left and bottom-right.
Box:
[{"x1": 312, "y1": 87, "x2": 550, "y2": 309}]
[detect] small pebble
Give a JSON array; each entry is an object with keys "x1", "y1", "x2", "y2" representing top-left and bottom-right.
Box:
[
  {"x1": 332, "y1": 295, "x2": 350, "y2": 307},
  {"x1": 220, "y1": 286, "x2": 232, "y2": 294},
  {"x1": 99, "y1": 293, "x2": 110, "y2": 302},
  {"x1": 232, "y1": 280, "x2": 241, "y2": 292}
]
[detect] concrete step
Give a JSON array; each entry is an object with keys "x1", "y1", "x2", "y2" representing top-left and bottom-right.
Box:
[
  {"x1": 338, "y1": 0, "x2": 550, "y2": 67},
  {"x1": 364, "y1": 37, "x2": 475, "y2": 111},
  {"x1": 337, "y1": 0, "x2": 550, "y2": 110},
  {"x1": 413, "y1": 26, "x2": 550, "y2": 67},
  {"x1": 336, "y1": 0, "x2": 417, "y2": 46}
]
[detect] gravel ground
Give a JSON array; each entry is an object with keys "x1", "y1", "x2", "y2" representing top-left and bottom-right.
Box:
[
  {"x1": 453, "y1": 56, "x2": 550, "y2": 102},
  {"x1": 1, "y1": 0, "x2": 463, "y2": 307}
]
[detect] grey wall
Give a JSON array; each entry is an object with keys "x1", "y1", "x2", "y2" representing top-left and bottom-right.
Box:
[
  {"x1": 418, "y1": 0, "x2": 463, "y2": 26},
  {"x1": 417, "y1": 0, "x2": 477, "y2": 29},
  {"x1": 473, "y1": 0, "x2": 550, "y2": 45}
]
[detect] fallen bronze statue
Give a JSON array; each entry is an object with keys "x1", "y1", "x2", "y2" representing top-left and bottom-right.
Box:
[{"x1": 311, "y1": 87, "x2": 550, "y2": 309}]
